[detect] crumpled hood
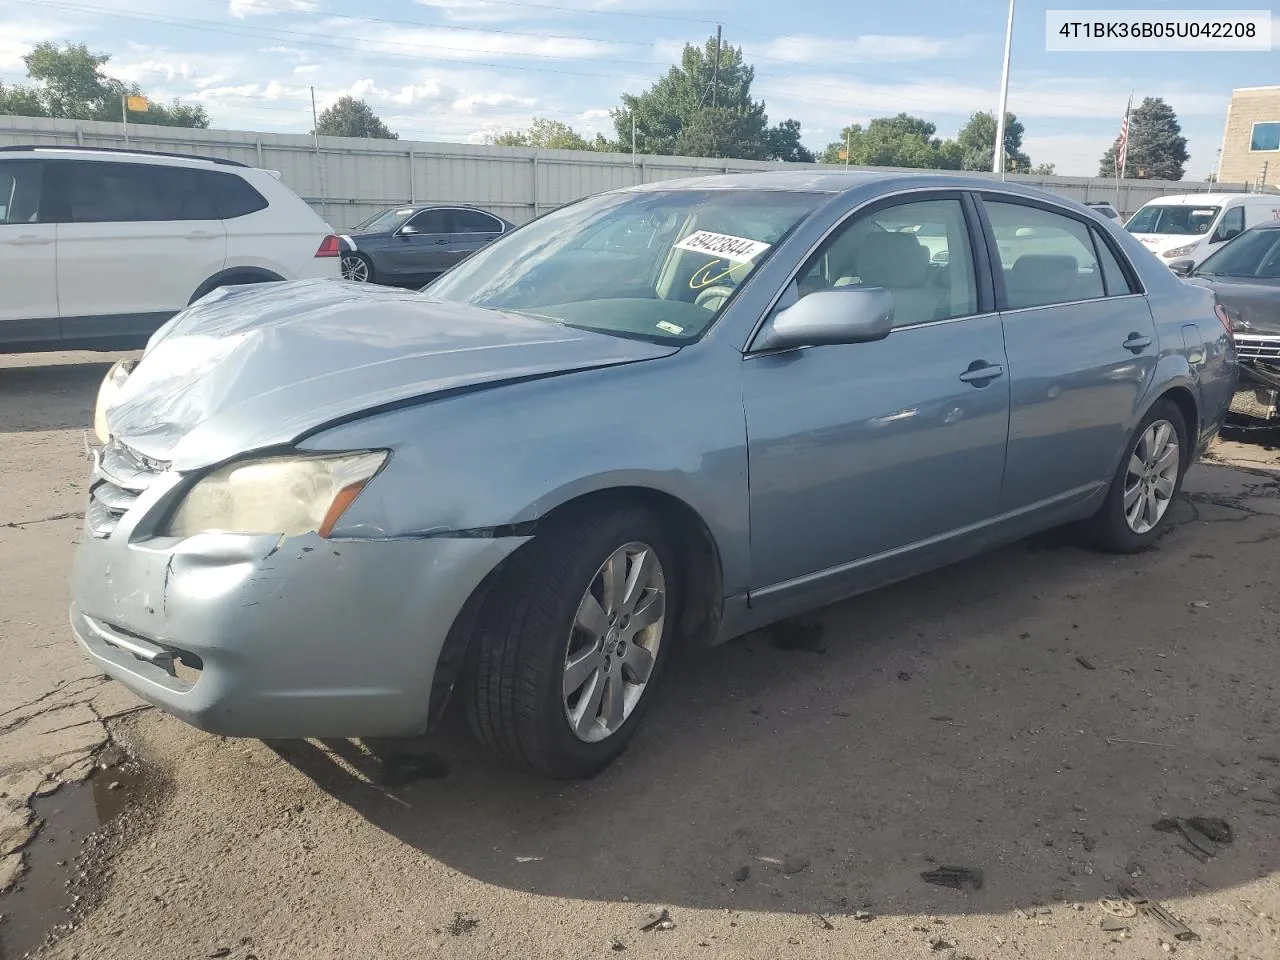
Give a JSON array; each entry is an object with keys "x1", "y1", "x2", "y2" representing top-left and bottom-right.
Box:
[
  {"x1": 105, "y1": 279, "x2": 677, "y2": 471},
  {"x1": 1185, "y1": 275, "x2": 1280, "y2": 335}
]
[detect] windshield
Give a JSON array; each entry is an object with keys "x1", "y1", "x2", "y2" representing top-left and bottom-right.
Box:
[
  {"x1": 424, "y1": 189, "x2": 821, "y2": 343},
  {"x1": 1197, "y1": 228, "x2": 1280, "y2": 280},
  {"x1": 351, "y1": 206, "x2": 418, "y2": 233},
  {"x1": 1126, "y1": 204, "x2": 1220, "y2": 236}
]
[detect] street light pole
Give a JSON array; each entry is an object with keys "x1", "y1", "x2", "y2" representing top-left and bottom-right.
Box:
[{"x1": 992, "y1": 0, "x2": 1016, "y2": 178}]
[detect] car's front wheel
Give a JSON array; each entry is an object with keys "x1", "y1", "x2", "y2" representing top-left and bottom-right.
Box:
[
  {"x1": 466, "y1": 505, "x2": 678, "y2": 779},
  {"x1": 1086, "y1": 398, "x2": 1189, "y2": 553},
  {"x1": 341, "y1": 252, "x2": 373, "y2": 283}
]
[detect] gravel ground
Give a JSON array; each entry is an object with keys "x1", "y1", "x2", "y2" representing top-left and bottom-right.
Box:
[{"x1": 4, "y1": 350, "x2": 1280, "y2": 960}]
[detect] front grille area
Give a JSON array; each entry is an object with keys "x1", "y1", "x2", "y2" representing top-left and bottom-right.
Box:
[
  {"x1": 87, "y1": 441, "x2": 167, "y2": 538},
  {"x1": 1234, "y1": 335, "x2": 1280, "y2": 362}
]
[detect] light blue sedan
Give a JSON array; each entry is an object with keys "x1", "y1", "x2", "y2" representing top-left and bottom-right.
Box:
[{"x1": 72, "y1": 172, "x2": 1237, "y2": 779}]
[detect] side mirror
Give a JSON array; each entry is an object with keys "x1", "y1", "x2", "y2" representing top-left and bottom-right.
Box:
[
  {"x1": 754, "y1": 287, "x2": 895, "y2": 352},
  {"x1": 1167, "y1": 258, "x2": 1195, "y2": 276},
  {"x1": 398, "y1": 224, "x2": 420, "y2": 236}
]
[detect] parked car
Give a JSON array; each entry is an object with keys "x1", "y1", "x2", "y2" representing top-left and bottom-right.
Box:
[
  {"x1": 1126, "y1": 192, "x2": 1280, "y2": 269},
  {"x1": 338, "y1": 203, "x2": 512, "y2": 286},
  {"x1": 0, "y1": 145, "x2": 342, "y2": 353},
  {"x1": 73, "y1": 172, "x2": 1237, "y2": 780},
  {"x1": 1174, "y1": 220, "x2": 1280, "y2": 422},
  {"x1": 1083, "y1": 201, "x2": 1123, "y2": 223}
]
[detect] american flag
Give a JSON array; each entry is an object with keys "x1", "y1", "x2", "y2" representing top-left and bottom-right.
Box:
[{"x1": 1117, "y1": 95, "x2": 1133, "y2": 178}]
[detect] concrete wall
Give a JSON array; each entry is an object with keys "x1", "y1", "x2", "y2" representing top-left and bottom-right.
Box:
[
  {"x1": 1219, "y1": 86, "x2": 1280, "y2": 190},
  {"x1": 0, "y1": 113, "x2": 1251, "y2": 230}
]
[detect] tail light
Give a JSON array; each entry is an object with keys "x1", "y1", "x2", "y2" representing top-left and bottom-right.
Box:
[
  {"x1": 315, "y1": 235, "x2": 341, "y2": 258},
  {"x1": 1214, "y1": 302, "x2": 1233, "y2": 334}
]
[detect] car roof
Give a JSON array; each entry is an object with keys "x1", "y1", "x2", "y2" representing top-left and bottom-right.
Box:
[
  {"x1": 619, "y1": 169, "x2": 1111, "y2": 210},
  {"x1": 0, "y1": 144, "x2": 250, "y2": 169},
  {"x1": 1140, "y1": 193, "x2": 1275, "y2": 206}
]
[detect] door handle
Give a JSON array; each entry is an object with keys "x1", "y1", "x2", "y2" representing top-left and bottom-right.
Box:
[
  {"x1": 184, "y1": 231, "x2": 219, "y2": 240},
  {"x1": 958, "y1": 361, "x2": 1004, "y2": 385},
  {"x1": 1123, "y1": 333, "x2": 1152, "y2": 353},
  {"x1": 4, "y1": 234, "x2": 53, "y2": 246},
  {"x1": 434, "y1": 238, "x2": 449, "y2": 244}
]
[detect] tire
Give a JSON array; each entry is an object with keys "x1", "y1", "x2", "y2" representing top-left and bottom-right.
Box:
[
  {"x1": 1085, "y1": 398, "x2": 1189, "y2": 553},
  {"x1": 466, "y1": 505, "x2": 680, "y2": 779},
  {"x1": 341, "y1": 253, "x2": 374, "y2": 283}
]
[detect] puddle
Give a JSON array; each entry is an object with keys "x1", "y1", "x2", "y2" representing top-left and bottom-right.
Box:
[{"x1": 0, "y1": 759, "x2": 147, "y2": 960}]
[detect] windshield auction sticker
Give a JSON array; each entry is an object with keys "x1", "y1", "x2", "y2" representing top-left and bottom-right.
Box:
[{"x1": 675, "y1": 231, "x2": 771, "y2": 263}]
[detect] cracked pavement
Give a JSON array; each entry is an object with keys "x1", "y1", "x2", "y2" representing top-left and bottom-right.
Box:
[{"x1": 6, "y1": 350, "x2": 1280, "y2": 960}]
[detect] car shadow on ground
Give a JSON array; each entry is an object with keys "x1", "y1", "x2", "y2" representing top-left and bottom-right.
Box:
[
  {"x1": 0, "y1": 357, "x2": 119, "y2": 434},
  {"x1": 270, "y1": 490, "x2": 1280, "y2": 920}
]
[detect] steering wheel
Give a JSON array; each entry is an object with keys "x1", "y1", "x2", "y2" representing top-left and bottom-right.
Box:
[{"x1": 694, "y1": 285, "x2": 736, "y2": 310}]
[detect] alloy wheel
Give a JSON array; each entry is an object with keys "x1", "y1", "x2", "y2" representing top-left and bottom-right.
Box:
[
  {"x1": 1123, "y1": 419, "x2": 1180, "y2": 534},
  {"x1": 341, "y1": 254, "x2": 370, "y2": 282},
  {"x1": 562, "y1": 541, "x2": 666, "y2": 743}
]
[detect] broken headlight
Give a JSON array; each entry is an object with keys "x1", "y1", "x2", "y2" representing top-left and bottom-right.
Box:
[{"x1": 161, "y1": 451, "x2": 388, "y2": 539}]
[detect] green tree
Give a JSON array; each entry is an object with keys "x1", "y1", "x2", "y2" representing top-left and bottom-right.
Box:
[
  {"x1": 612, "y1": 34, "x2": 809, "y2": 161},
  {"x1": 821, "y1": 114, "x2": 961, "y2": 169},
  {"x1": 489, "y1": 117, "x2": 595, "y2": 150},
  {"x1": 1029, "y1": 162, "x2": 1056, "y2": 175},
  {"x1": 6, "y1": 42, "x2": 208, "y2": 127},
  {"x1": 765, "y1": 118, "x2": 815, "y2": 163},
  {"x1": 1098, "y1": 97, "x2": 1188, "y2": 180},
  {"x1": 955, "y1": 110, "x2": 1029, "y2": 172},
  {"x1": 313, "y1": 95, "x2": 397, "y2": 139},
  {"x1": 0, "y1": 81, "x2": 45, "y2": 117}
]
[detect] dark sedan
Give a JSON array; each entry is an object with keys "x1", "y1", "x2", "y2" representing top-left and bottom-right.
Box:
[
  {"x1": 1174, "y1": 221, "x2": 1280, "y2": 421},
  {"x1": 338, "y1": 204, "x2": 513, "y2": 286}
]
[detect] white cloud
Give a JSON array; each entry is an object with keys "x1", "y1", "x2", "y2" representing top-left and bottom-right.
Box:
[
  {"x1": 753, "y1": 34, "x2": 979, "y2": 64},
  {"x1": 453, "y1": 91, "x2": 538, "y2": 114},
  {"x1": 0, "y1": 19, "x2": 78, "y2": 73},
  {"x1": 229, "y1": 0, "x2": 319, "y2": 18},
  {"x1": 314, "y1": 21, "x2": 614, "y2": 61}
]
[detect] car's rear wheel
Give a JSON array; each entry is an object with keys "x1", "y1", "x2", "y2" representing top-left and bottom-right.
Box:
[
  {"x1": 341, "y1": 253, "x2": 373, "y2": 283},
  {"x1": 466, "y1": 505, "x2": 678, "y2": 779},
  {"x1": 1085, "y1": 398, "x2": 1188, "y2": 553}
]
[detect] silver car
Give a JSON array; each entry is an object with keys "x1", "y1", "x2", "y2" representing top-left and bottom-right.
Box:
[{"x1": 71, "y1": 172, "x2": 1237, "y2": 779}]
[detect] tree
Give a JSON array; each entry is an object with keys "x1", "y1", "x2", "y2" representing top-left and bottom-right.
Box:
[
  {"x1": 1029, "y1": 162, "x2": 1056, "y2": 175},
  {"x1": 1098, "y1": 97, "x2": 1188, "y2": 180},
  {"x1": 5, "y1": 42, "x2": 208, "y2": 127},
  {"x1": 955, "y1": 110, "x2": 1029, "y2": 172},
  {"x1": 489, "y1": 117, "x2": 594, "y2": 150},
  {"x1": 313, "y1": 95, "x2": 397, "y2": 139},
  {"x1": 765, "y1": 118, "x2": 815, "y2": 163},
  {"x1": 611, "y1": 34, "x2": 810, "y2": 161},
  {"x1": 820, "y1": 113, "x2": 962, "y2": 169}
]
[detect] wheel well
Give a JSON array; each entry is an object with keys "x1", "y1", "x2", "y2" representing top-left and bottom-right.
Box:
[
  {"x1": 423, "y1": 486, "x2": 726, "y2": 730},
  {"x1": 1159, "y1": 387, "x2": 1199, "y2": 463},
  {"x1": 188, "y1": 268, "x2": 285, "y2": 305},
  {"x1": 539, "y1": 487, "x2": 726, "y2": 648}
]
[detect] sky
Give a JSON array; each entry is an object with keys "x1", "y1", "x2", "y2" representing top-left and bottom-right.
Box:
[{"x1": 0, "y1": 0, "x2": 1276, "y2": 177}]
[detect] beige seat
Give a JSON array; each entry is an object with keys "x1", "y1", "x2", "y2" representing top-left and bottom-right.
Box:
[{"x1": 853, "y1": 231, "x2": 941, "y2": 327}]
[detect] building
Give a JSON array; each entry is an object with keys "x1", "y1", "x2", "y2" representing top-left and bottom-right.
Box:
[{"x1": 1219, "y1": 86, "x2": 1280, "y2": 189}]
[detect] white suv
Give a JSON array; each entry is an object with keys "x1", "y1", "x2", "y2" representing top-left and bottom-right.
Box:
[{"x1": 0, "y1": 145, "x2": 342, "y2": 353}]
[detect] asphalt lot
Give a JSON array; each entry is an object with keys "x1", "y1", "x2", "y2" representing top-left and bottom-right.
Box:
[{"x1": 4, "y1": 349, "x2": 1280, "y2": 960}]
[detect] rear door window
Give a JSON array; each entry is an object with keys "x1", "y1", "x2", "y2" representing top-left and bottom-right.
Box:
[
  {"x1": 0, "y1": 161, "x2": 45, "y2": 224},
  {"x1": 984, "y1": 199, "x2": 1107, "y2": 309},
  {"x1": 62, "y1": 161, "x2": 226, "y2": 223},
  {"x1": 452, "y1": 209, "x2": 504, "y2": 234},
  {"x1": 407, "y1": 209, "x2": 452, "y2": 234}
]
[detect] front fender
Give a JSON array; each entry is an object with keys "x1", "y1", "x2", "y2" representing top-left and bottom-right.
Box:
[{"x1": 300, "y1": 345, "x2": 753, "y2": 594}]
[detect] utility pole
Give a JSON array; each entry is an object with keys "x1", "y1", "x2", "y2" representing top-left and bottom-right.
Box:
[
  {"x1": 631, "y1": 111, "x2": 637, "y2": 165},
  {"x1": 992, "y1": 0, "x2": 1015, "y2": 177},
  {"x1": 712, "y1": 25, "x2": 721, "y2": 108},
  {"x1": 844, "y1": 128, "x2": 851, "y2": 170},
  {"x1": 310, "y1": 86, "x2": 327, "y2": 221},
  {"x1": 121, "y1": 94, "x2": 128, "y2": 145}
]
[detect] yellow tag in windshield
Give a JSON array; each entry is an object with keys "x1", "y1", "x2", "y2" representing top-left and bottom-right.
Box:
[{"x1": 656, "y1": 320, "x2": 684, "y2": 335}]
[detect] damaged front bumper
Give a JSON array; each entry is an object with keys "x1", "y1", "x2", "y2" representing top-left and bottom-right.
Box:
[{"x1": 70, "y1": 442, "x2": 526, "y2": 739}]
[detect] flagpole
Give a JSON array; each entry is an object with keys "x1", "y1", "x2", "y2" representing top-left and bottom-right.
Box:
[
  {"x1": 1115, "y1": 92, "x2": 1131, "y2": 212},
  {"x1": 992, "y1": 0, "x2": 1016, "y2": 178}
]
